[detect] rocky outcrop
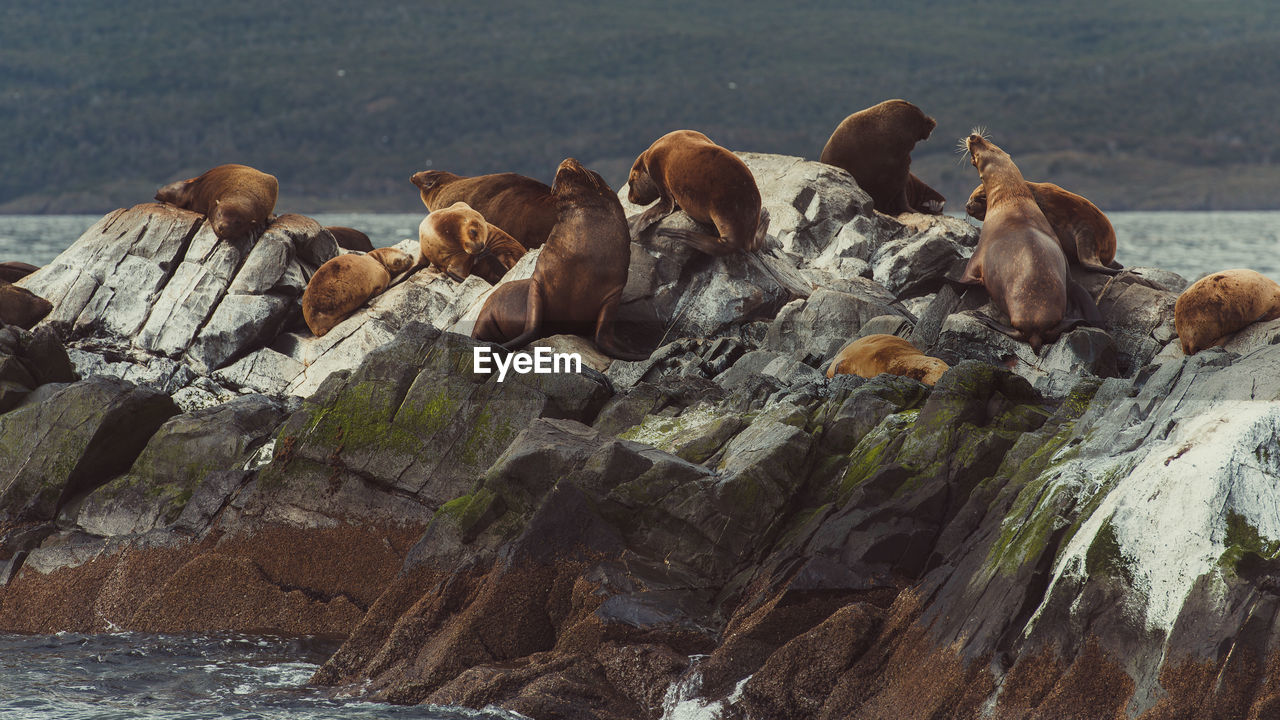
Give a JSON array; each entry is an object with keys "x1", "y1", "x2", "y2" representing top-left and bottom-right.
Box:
[{"x1": 5, "y1": 153, "x2": 1276, "y2": 720}]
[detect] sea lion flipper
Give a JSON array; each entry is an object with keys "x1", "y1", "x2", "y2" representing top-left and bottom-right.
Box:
[
  {"x1": 1067, "y1": 277, "x2": 1107, "y2": 329},
  {"x1": 657, "y1": 227, "x2": 736, "y2": 256},
  {"x1": 592, "y1": 290, "x2": 649, "y2": 361},
  {"x1": 751, "y1": 206, "x2": 772, "y2": 253},
  {"x1": 630, "y1": 197, "x2": 676, "y2": 236},
  {"x1": 501, "y1": 280, "x2": 546, "y2": 350}
]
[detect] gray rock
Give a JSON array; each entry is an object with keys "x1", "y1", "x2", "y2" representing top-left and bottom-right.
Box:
[{"x1": 765, "y1": 286, "x2": 909, "y2": 359}]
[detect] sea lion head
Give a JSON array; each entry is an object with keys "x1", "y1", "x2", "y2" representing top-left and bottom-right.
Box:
[
  {"x1": 411, "y1": 170, "x2": 461, "y2": 192},
  {"x1": 965, "y1": 133, "x2": 1012, "y2": 179},
  {"x1": 209, "y1": 197, "x2": 262, "y2": 240},
  {"x1": 965, "y1": 184, "x2": 988, "y2": 220},
  {"x1": 552, "y1": 158, "x2": 613, "y2": 200},
  {"x1": 626, "y1": 153, "x2": 660, "y2": 206},
  {"x1": 368, "y1": 247, "x2": 415, "y2": 275},
  {"x1": 431, "y1": 201, "x2": 489, "y2": 256},
  {"x1": 154, "y1": 177, "x2": 194, "y2": 206},
  {"x1": 882, "y1": 99, "x2": 936, "y2": 142}
]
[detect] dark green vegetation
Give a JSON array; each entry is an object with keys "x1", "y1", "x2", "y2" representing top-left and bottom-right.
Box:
[{"x1": 3, "y1": 1, "x2": 1280, "y2": 212}]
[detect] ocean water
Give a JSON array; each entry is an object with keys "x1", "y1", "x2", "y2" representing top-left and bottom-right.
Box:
[
  {"x1": 2, "y1": 211, "x2": 1278, "y2": 283},
  {"x1": 0, "y1": 632, "x2": 521, "y2": 720}
]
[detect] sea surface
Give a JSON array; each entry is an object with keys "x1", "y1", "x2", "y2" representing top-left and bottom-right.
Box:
[
  {"x1": 0, "y1": 632, "x2": 521, "y2": 720},
  {"x1": 2, "y1": 211, "x2": 1279, "y2": 283}
]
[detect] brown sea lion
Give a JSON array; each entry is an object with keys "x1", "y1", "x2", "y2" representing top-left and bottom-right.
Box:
[
  {"x1": 301, "y1": 247, "x2": 415, "y2": 336},
  {"x1": 419, "y1": 202, "x2": 527, "y2": 284},
  {"x1": 1174, "y1": 269, "x2": 1280, "y2": 355},
  {"x1": 325, "y1": 226, "x2": 375, "y2": 252},
  {"x1": 472, "y1": 158, "x2": 647, "y2": 360},
  {"x1": 906, "y1": 173, "x2": 946, "y2": 215},
  {"x1": 966, "y1": 181, "x2": 1120, "y2": 275},
  {"x1": 411, "y1": 170, "x2": 557, "y2": 251},
  {"x1": 0, "y1": 280, "x2": 52, "y2": 329},
  {"x1": 819, "y1": 99, "x2": 939, "y2": 215},
  {"x1": 960, "y1": 133, "x2": 1099, "y2": 353},
  {"x1": 0, "y1": 262, "x2": 39, "y2": 284},
  {"x1": 155, "y1": 164, "x2": 278, "y2": 241},
  {"x1": 626, "y1": 129, "x2": 769, "y2": 254},
  {"x1": 826, "y1": 334, "x2": 949, "y2": 385}
]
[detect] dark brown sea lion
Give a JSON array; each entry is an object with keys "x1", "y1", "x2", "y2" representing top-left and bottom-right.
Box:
[
  {"x1": 301, "y1": 247, "x2": 415, "y2": 336},
  {"x1": 0, "y1": 280, "x2": 52, "y2": 329},
  {"x1": 626, "y1": 129, "x2": 769, "y2": 254},
  {"x1": 325, "y1": 226, "x2": 375, "y2": 253},
  {"x1": 472, "y1": 158, "x2": 647, "y2": 360},
  {"x1": 906, "y1": 173, "x2": 946, "y2": 215},
  {"x1": 826, "y1": 334, "x2": 949, "y2": 385},
  {"x1": 819, "y1": 99, "x2": 940, "y2": 215},
  {"x1": 966, "y1": 181, "x2": 1120, "y2": 275},
  {"x1": 0, "y1": 262, "x2": 39, "y2": 284},
  {"x1": 418, "y1": 202, "x2": 527, "y2": 284},
  {"x1": 960, "y1": 134, "x2": 1099, "y2": 353},
  {"x1": 411, "y1": 170, "x2": 557, "y2": 251},
  {"x1": 1174, "y1": 269, "x2": 1280, "y2": 355},
  {"x1": 155, "y1": 164, "x2": 278, "y2": 241}
]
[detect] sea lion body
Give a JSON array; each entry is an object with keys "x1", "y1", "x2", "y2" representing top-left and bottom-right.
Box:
[
  {"x1": 0, "y1": 262, "x2": 39, "y2": 284},
  {"x1": 1174, "y1": 269, "x2": 1280, "y2": 355},
  {"x1": 820, "y1": 99, "x2": 939, "y2": 215},
  {"x1": 302, "y1": 247, "x2": 414, "y2": 336},
  {"x1": 325, "y1": 226, "x2": 375, "y2": 253},
  {"x1": 961, "y1": 134, "x2": 1074, "y2": 353},
  {"x1": 419, "y1": 202, "x2": 526, "y2": 284},
  {"x1": 0, "y1": 280, "x2": 52, "y2": 329},
  {"x1": 472, "y1": 158, "x2": 645, "y2": 360},
  {"x1": 826, "y1": 334, "x2": 949, "y2": 385},
  {"x1": 155, "y1": 164, "x2": 278, "y2": 241},
  {"x1": 966, "y1": 181, "x2": 1119, "y2": 274},
  {"x1": 412, "y1": 171, "x2": 557, "y2": 251},
  {"x1": 627, "y1": 129, "x2": 766, "y2": 254}
]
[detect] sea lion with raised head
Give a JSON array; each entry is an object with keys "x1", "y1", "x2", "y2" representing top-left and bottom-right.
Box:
[
  {"x1": 418, "y1": 202, "x2": 527, "y2": 284},
  {"x1": 302, "y1": 247, "x2": 415, "y2": 336},
  {"x1": 411, "y1": 170, "x2": 557, "y2": 251},
  {"x1": 966, "y1": 181, "x2": 1120, "y2": 275},
  {"x1": 0, "y1": 281, "x2": 52, "y2": 329},
  {"x1": 826, "y1": 334, "x2": 950, "y2": 385},
  {"x1": 820, "y1": 99, "x2": 940, "y2": 215},
  {"x1": 626, "y1": 129, "x2": 769, "y2": 255},
  {"x1": 155, "y1": 164, "x2": 278, "y2": 241},
  {"x1": 960, "y1": 133, "x2": 1101, "y2": 353},
  {"x1": 472, "y1": 158, "x2": 647, "y2": 360},
  {"x1": 1174, "y1": 269, "x2": 1280, "y2": 355}
]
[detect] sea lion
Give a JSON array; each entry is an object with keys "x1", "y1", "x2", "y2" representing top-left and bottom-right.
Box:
[
  {"x1": 906, "y1": 173, "x2": 946, "y2": 215},
  {"x1": 626, "y1": 129, "x2": 769, "y2": 254},
  {"x1": 819, "y1": 99, "x2": 940, "y2": 215},
  {"x1": 301, "y1": 247, "x2": 415, "y2": 336},
  {"x1": 418, "y1": 202, "x2": 527, "y2": 284},
  {"x1": 155, "y1": 164, "x2": 278, "y2": 241},
  {"x1": 1174, "y1": 269, "x2": 1280, "y2": 355},
  {"x1": 472, "y1": 158, "x2": 646, "y2": 360},
  {"x1": 826, "y1": 334, "x2": 949, "y2": 385},
  {"x1": 960, "y1": 133, "x2": 1097, "y2": 353},
  {"x1": 411, "y1": 170, "x2": 557, "y2": 251},
  {"x1": 0, "y1": 262, "x2": 39, "y2": 284},
  {"x1": 966, "y1": 181, "x2": 1120, "y2": 275},
  {"x1": 325, "y1": 226, "x2": 375, "y2": 253},
  {"x1": 0, "y1": 280, "x2": 52, "y2": 329}
]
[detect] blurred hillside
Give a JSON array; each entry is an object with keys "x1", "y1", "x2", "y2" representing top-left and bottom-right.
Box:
[{"x1": 2, "y1": 1, "x2": 1279, "y2": 213}]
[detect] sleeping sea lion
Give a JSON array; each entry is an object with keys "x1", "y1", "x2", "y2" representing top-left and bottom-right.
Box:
[
  {"x1": 1174, "y1": 269, "x2": 1280, "y2": 355},
  {"x1": 419, "y1": 202, "x2": 527, "y2": 284},
  {"x1": 0, "y1": 281, "x2": 52, "y2": 329},
  {"x1": 826, "y1": 334, "x2": 949, "y2": 385},
  {"x1": 471, "y1": 158, "x2": 646, "y2": 360},
  {"x1": 155, "y1": 164, "x2": 278, "y2": 241},
  {"x1": 411, "y1": 170, "x2": 557, "y2": 251},
  {"x1": 301, "y1": 247, "x2": 415, "y2": 336}
]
